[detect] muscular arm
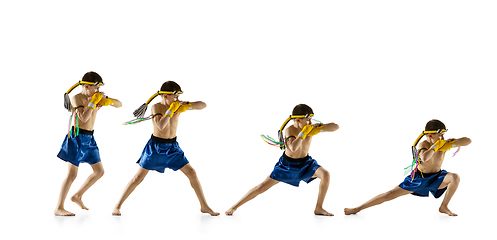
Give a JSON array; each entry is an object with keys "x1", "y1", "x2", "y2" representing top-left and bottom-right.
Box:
[
  {"x1": 286, "y1": 136, "x2": 303, "y2": 152},
  {"x1": 454, "y1": 137, "x2": 472, "y2": 147},
  {"x1": 285, "y1": 127, "x2": 303, "y2": 152},
  {"x1": 152, "y1": 104, "x2": 171, "y2": 130},
  {"x1": 321, "y1": 122, "x2": 339, "y2": 132},
  {"x1": 419, "y1": 137, "x2": 471, "y2": 162},
  {"x1": 73, "y1": 95, "x2": 94, "y2": 123},
  {"x1": 181, "y1": 101, "x2": 206, "y2": 110},
  {"x1": 110, "y1": 98, "x2": 123, "y2": 108}
]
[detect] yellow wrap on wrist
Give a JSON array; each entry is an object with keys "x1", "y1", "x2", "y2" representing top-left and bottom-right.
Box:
[
  {"x1": 298, "y1": 125, "x2": 314, "y2": 139},
  {"x1": 438, "y1": 141, "x2": 457, "y2": 152},
  {"x1": 430, "y1": 140, "x2": 446, "y2": 152},
  {"x1": 88, "y1": 92, "x2": 103, "y2": 109},
  {"x1": 166, "y1": 101, "x2": 181, "y2": 117},
  {"x1": 308, "y1": 125, "x2": 325, "y2": 137},
  {"x1": 98, "y1": 98, "x2": 115, "y2": 106},
  {"x1": 176, "y1": 103, "x2": 193, "y2": 114}
]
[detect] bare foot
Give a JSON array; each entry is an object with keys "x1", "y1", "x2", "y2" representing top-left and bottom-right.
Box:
[
  {"x1": 314, "y1": 207, "x2": 334, "y2": 216},
  {"x1": 54, "y1": 208, "x2": 75, "y2": 216},
  {"x1": 201, "y1": 206, "x2": 220, "y2": 216},
  {"x1": 439, "y1": 206, "x2": 457, "y2": 216},
  {"x1": 71, "y1": 195, "x2": 89, "y2": 210},
  {"x1": 112, "y1": 207, "x2": 122, "y2": 216},
  {"x1": 225, "y1": 207, "x2": 236, "y2": 216},
  {"x1": 344, "y1": 208, "x2": 360, "y2": 215}
]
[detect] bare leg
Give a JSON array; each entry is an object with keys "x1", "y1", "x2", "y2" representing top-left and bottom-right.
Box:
[
  {"x1": 112, "y1": 167, "x2": 149, "y2": 216},
  {"x1": 437, "y1": 173, "x2": 460, "y2": 216},
  {"x1": 312, "y1": 167, "x2": 333, "y2": 216},
  {"x1": 180, "y1": 164, "x2": 219, "y2": 216},
  {"x1": 344, "y1": 186, "x2": 412, "y2": 215},
  {"x1": 225, "y1": 176, "x2": 279, "y2": 216},
  {"x1": 71, "y1": 162, "x2": 104, "y2": 210},
  {"x1": 54, "y1": 163, "x2": 78, "y2": 216}
]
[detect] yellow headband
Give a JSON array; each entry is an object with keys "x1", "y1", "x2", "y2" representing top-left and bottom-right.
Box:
[
  {"x1": 412, "y1": 129, "x2": 447, "y2": 148},
  {"x1": 143, "y1": 90, "x2": 183, "y2": 105},
  {"x1": 278, "y1": 114, "x2": 314, "y2": 132},
  {"x1": 133, "y1": 90, "x2": 183, "y2": 118},
  {"x1": 63, "y1": 81, "x2": 105, "y2": 111},
  {"x1": 65, "y1": 81, "x2": 104, "y2": 95}
]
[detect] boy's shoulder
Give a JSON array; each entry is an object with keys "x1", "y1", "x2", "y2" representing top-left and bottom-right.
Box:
[
  {"x1": 71, "y1": 93, "x2": 87, "y2": 106},
  {"x1": 285, "y1": 125, "x2": 298, "y2": 134},
  {"x1": 151, "y1": 102, "x2": 167, "y2": 113},
  {"x1": 418, "y1": 140, "x2": 431, "y2": 149}
]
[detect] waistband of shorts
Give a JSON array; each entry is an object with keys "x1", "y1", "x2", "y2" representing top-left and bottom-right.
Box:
[
  {"x1": 282, "y1": 152, "x2": 310, "y2": 163},
  {"x1": 72, "y1": 126, "x2": 94, "y2": 135},
  {"x1": 151, "y1": 135, "x2": 177, "y2": 143},
  {"x1": 415, "y1": 170, "x2": 444, "y2": 178}
]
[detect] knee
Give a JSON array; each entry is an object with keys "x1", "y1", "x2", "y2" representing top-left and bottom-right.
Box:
[
  {"x1": 185, "y1": 167, "x2": 197, "y2": 179},
  {"x1": 95, "y1": 169, "x2": 105, "y2": 179},
  {"x1": 132, "y1": 174, "x2": 145, "y2": 185},
  {"x1": 320, "y1": 169, "x2": 331, "y2": 181},
  {"x1": 67, "y1": 172, "x2": 77, "y2": 182},
  {"x1": 450, "y1": 173, "x2": 460, "y2": 184},
  {"x1": 254, "y1": 183, "x2": 269, "y2": 194}
]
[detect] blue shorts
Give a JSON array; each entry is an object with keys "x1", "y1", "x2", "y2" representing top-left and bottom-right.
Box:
[
  {"x1": 270, "y1": 153, "x2": 321, "y2": 187},
  {"x1": 136, "y1": 135, "x2": 189, "y2": 173},
  {"x1": 399, "y1": 170, "x2": 448, "y2": 198},
  {"x1": 57, "y1": 129, "x2": 101, "y2": 167}
]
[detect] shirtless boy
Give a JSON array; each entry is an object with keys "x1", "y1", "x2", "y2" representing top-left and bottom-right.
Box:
[
  {"x1": 344, "y1": 119, "x2": 471, "y2": 216},
  {"x1": 226, "y1": 104, "x2": 339, "y2": 216},
  {"x1": 112, "y1": 81, "x2": 219, "y2": 216},
  {"x1": 55, "y1": 71, "x2": 122, "y2": 216}
]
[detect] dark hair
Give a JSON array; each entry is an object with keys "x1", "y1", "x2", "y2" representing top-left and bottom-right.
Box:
[
  {"x1": 425, "y1": 119, "x2": 446, "y2": 132},
  {"x1": 82, "y1": 71, "x2": 103, "y2": 83},
  {"x1": 160, "y1": 81, "x2": 182, "y2": 92},
  {"x1": 292, "y1": 104, "x2": 314, "y2": 116}
]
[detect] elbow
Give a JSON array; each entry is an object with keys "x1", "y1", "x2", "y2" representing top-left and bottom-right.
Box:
[
  {"x1": 286, "y1": 145, "x2": 296, "y2": 152},
  {"x1": 154, "y1": 119, "x2": 167, "y2": 130},
  {"x1": 287, "y1": 144, "x2": 300, "y2": 153},
  {"x1": 157, "y1": 123, "x2": 167, "y2": 130},
  {"x1": 460, "y1": 137, "x2": 472, "y2": 146},
  {"x1": 79, "y1": 115, "x2": 90, "y2": 123},
  {"x1": 197, "y1": 102, "x2": 207, "y2": 110},
  {"x1": 420, "y1": 154, "x2": 431, "y2": 163}
]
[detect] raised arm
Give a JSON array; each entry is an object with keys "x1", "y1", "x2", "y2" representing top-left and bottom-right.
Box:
[
  {"x1": 418, "y1": 141, "x2": 435, "y2": 163},
  {"x1": 285, "y1": 128, "x2": 304, "y2": 153},
  {"x1": 307, "y1": 122, "x2": 339, "y2": 137},
  {"x1": 181, "y1": 101, "x2": 206, "y2": 110},
  {"x1": 109, "y1": 98, "x2": 123, "y2": 108},
  {"x1": 190, "y1": 101, "x2": 206, "y2": 110},
  {"x1": 419, "y1": 137, "x2": 471, "y2": 162},
  {"x1": 321, "y1": 122, "x2": 339, "y2": 132},
  {"x1": 152, "y1": 104, "x2": 171, "y2": 130},
  {"x1": 73, "y1": 95, "x2": 94, "y2": 123},
  {"x1": 453, "y1": 137, "x2": 471, "y2": 147}
]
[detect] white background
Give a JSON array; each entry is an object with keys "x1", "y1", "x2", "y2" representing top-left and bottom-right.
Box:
[{"x1": 1, "y1": 1, "x2": 495, "y2": 239}]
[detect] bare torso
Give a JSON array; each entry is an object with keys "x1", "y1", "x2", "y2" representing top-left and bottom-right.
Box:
[
  {"x1": 418, "y1": 140, "x2": 446, "y2": 173},
  {"x1": 284, "y1": 125, "x2": 313, "y2": 159},
  {"x1": 73, "y1": 93, "x2": 99, "y2": 131},
  {"x1": 151, "y1": 102, "x2": 181, "y2": 139}
]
